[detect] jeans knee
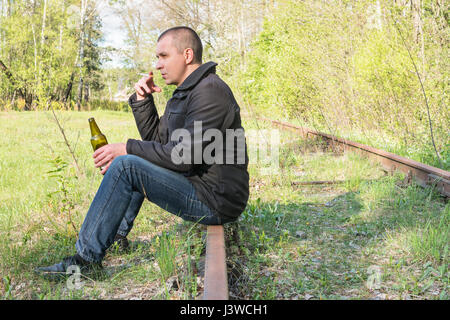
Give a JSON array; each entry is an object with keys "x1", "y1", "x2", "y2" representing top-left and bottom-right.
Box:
[{"x1": 109, "y1": 154, "x2": 135, "y2": 172}]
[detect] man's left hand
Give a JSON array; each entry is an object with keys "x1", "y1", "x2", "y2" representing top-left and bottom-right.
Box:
[{"x1": 93, "y1": 143, "x2": 127, "y2": 175}]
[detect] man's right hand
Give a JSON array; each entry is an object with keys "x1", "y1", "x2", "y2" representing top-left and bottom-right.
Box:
[{"x1": 134, "y1": 71, "x2": 162, "y2": 100}]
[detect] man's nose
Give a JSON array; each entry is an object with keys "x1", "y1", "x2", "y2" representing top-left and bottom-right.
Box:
[{"x1": 155, "y1": 60, "x2": 162, "y2": 70}]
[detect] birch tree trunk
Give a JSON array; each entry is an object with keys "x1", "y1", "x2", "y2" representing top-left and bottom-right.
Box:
[
  {"x1": 31, "y1": 22, "x2": 38, "y2": 80},
  {"x1": 76, "y1": 0, "x2": 86, "y2": 111},
  {"x1": 40, "y1": 0, "x2": 47, "y2": 49},
  {"x1": 0, "y1": 0, "x2": 4, "y2": 57},
  {"x1": 38, "y1": 0, "x2": 47, "y2": 81}
]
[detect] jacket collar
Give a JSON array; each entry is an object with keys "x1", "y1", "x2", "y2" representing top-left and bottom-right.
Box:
[{"x1": 174, "y1": 61, "x2": 218, "y2": 93}]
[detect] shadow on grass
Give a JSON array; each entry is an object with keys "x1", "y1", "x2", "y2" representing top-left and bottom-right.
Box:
[{"x1": 226, "y1": 176, "x2": 447, "y2": 299}]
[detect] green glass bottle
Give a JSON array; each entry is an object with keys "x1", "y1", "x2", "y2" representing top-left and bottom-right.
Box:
[
  {"x1": 89, "y1": 117, "x2": 108, "y2": 151},
  {"x1": 89, "y1": 117, "x2": 108, "y2": 170}
]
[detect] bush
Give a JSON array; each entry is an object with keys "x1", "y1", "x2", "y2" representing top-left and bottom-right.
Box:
[
  {"x1": 86, "y1": 99, "x2": 131, "y2": 112},
  {"x1": 238, "y1": 0, "x2": 449, "y2": 169}
]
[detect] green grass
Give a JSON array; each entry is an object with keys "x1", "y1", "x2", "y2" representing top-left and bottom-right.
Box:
[
  {"x1": 226, "y1": 118, "x2": 449, "y2": 300},
  {"x1": 0, "y1": 110, "x2": 204, "y2": 299},
  {"x1": 0, "y1": 111, "x2": 448, "y2": 300}
]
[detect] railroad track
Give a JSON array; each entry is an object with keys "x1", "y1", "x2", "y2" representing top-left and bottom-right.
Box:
[
  {"x1": 201, "y1": 117, "x2": 449, "y2": 300},
  {"x1": 259, "y1": 117, "x2": 450, "y2": 199},
  {"x1": 203, "y1": 225, "x2": 228, "y2": 300}
]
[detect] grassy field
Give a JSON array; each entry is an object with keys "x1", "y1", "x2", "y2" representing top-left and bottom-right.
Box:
[{"x1": 0, "y1": 111, "x2": 448, "y2": 300}]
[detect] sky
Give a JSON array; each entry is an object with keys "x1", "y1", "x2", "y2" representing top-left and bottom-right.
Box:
[{"x1": 97, "y1": 2, "x2": 127, "y2": 68}]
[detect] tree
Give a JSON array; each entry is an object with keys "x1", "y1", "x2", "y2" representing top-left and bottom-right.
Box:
[{"x1": 0, "y1": 0, "x2": 105, "y2": 110}]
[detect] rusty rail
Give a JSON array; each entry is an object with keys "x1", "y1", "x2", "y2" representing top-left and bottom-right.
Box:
[
  {"x1": 203, "y1": 225, "x2": 228, "y2": 300},
  {"x1": 260, "y1": 117, "x2": 450, "y2": 198}
]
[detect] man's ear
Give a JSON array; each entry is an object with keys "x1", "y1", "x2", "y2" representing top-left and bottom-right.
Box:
[{"x1": 184, "y1": 48, "x2": 194, "y2": 64}]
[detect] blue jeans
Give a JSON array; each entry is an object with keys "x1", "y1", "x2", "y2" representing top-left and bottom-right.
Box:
[{"x1": 75, "y1": 155, "x2": 229, "y2": 263}]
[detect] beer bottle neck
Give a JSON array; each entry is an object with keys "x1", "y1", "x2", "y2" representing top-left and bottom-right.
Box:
[{"x1": 89, "y1": 118, "x2": 102, "y2": 136}]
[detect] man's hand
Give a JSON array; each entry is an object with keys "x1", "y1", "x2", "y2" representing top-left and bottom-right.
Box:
[
  {"x1": 93, "y1": 143, "x2": 127, "y2": 175},
  {"x1": 134, "y1": 71, "x2": 162, "y2": 100}
]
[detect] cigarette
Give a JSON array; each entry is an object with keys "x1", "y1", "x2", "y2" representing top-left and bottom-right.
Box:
[{"x1": 139, "y1": 73, "x2": 149, "y2": 76}]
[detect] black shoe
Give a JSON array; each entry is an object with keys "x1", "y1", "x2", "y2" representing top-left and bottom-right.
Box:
[
  {"x1": 34, "y1": 254, "x2": 102, "y2": 280},
  {"x1": 111, "y1": 234, "x2": 130, "y2": 252}
]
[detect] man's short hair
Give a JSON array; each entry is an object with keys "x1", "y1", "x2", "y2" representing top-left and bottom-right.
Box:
[{"x1": 158, "y1": 26, "x2": 203, "y2": 64}]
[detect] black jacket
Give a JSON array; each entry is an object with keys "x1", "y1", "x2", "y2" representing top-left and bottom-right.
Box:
[{"x1": 126, "y1": 61, "x2": 249, "y2": 220}]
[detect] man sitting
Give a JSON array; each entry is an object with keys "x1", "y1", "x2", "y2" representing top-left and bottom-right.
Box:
[{"x1": 35, "y1": 26, "x2": 249, "y2": 276}]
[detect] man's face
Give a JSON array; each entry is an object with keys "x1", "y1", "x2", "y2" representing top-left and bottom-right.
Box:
[{"x1": 155, "y1": 35, "x2": 187, "y2": 86}]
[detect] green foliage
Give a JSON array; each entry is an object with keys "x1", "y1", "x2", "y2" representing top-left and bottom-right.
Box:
[
  {"x1": 88, "y1": 99, "x2": 130, "y2": 112},
  {"x1": 155, "y1": 231, "x2": 178, "y2": 281},
  {"x1": 407, "y1": 205, "x2": 449, "y2": 263},
  {"x1": 0, "y1": 0, "x2": 104, "y2": 109},
  {"x1": 239, "y1": 0, "x2": 449, "y2": 169},
  {"x1": 2, "y1": 276, "x2": 13, "y2": 299},
  {"x1": 45, "y1": 155, "x2": 78, "y2": 237}
]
